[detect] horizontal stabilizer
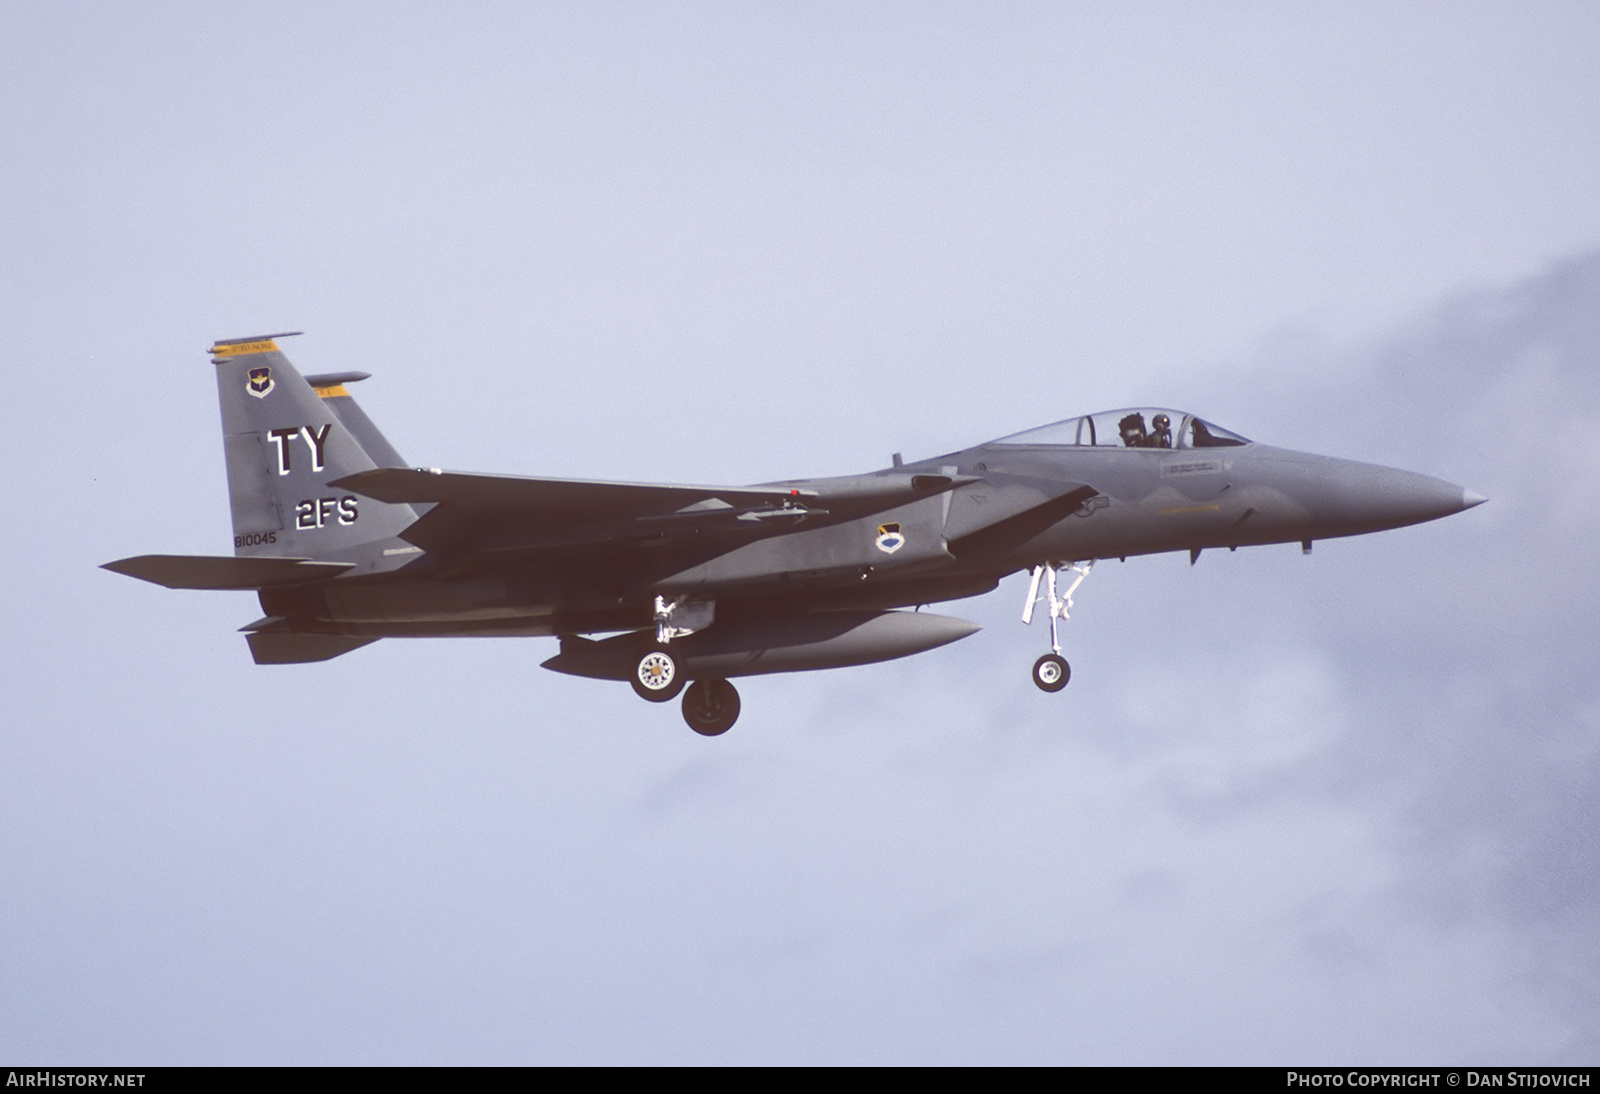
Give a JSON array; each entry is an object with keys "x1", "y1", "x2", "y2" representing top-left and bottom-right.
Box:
[
  {"x1": 246, "y1": 631, "x2": 378, "y2": 664},
  {"x1": 102, "y1": 554, "x2": 353, "y2": 590}
]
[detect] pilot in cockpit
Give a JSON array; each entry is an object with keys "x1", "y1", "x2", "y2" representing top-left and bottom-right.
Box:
[
  {"x1": 1118, "y1": 412, "x2": 1174, "y2": 449},
  {"x1": 1118, "y1": 413, "x2": 1148, "y2": 447}
]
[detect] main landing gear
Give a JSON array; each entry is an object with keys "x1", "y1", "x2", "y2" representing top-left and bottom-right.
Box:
[
  {"x1": 630, "y1": 647, "x2": 685, "y2": 702},
  {"x1": 630, "y1": 645, "x2": 743, "y2": 734},
  {"x1": 1022, "y1": 560, "x2": 1092, "y2": 693},
  {"x1": 630, "y1": 595, "x2": 742, "y2": 734},
  {"x1": 682, "y1": 678, "x2": 740, "y2": 736}
]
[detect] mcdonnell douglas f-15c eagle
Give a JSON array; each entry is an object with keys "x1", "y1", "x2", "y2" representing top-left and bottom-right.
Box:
[{"x1": 105, "y1": 334, "x2": 1485, "y2": 735}]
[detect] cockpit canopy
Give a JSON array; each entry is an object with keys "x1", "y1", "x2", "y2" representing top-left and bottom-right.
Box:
[{"x1": 993, "y1": 408, "x2": 1250, "y2": 450}]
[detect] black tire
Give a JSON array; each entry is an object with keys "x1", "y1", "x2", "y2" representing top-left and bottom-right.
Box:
[
  {"x1": 1032, "y1": 653, "x2": 1070, "y2": 693},
  {"x1": 631, "y1": 648, "x2": 685, "y2": 702},
  {"x1": 681, "y1": 678, "x2": 741, "y2": 736}
]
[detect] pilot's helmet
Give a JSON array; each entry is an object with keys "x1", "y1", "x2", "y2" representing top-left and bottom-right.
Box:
[{"x1": 1152, "y1": 413, "x2": 1170, "y2": 431}]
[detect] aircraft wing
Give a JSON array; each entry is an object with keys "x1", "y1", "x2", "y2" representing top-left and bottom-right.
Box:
[
  {"x1": 331, "y1": 468, "x2": 825, "y2": 556},
  {"x1": 331, "y1": 468, "x2": 820, "y2": 515},
  {"x1": 330, "y1": 468, "x2": 971, "y2": 556}
]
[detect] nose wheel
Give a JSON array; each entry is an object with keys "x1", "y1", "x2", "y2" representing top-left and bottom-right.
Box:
[
  {"x1": 1032, "y1": 653, "x2": 1070, "y2": 692},
  {"x1": 1022, "y1": 560, "x2": 1091, "y2": 692},
  {"x1": 682, "y1": 678, "x2": 740, "y2": 735}
]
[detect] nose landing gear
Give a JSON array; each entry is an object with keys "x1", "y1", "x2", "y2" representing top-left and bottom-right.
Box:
[{"x1": 1022, "y1": 560, "x2": 1092, "y2": 692}]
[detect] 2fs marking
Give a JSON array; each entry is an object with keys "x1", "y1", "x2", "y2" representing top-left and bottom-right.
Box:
[{"x1": 296, "y1": 496, "x2": 358, "y2": 530}]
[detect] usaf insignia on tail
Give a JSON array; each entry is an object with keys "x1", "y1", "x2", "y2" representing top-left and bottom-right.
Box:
[{"x1": 104, "y1": 334, "x2": 1486, "y2": 736}]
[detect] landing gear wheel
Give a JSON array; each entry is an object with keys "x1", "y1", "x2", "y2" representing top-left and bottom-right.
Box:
[
  {"x1": 631, "y1": 648, "x2": 685, "y2": 702},
  {"x1": 681, "y1": 678, "x2": 741, "y2": 736},
  {"x1": 1032, "y1": 653, "x2": 1070, "y2": 693}
]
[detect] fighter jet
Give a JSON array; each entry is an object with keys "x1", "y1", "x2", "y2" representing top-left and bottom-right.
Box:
[{"x1": 104, "y1": 333, "x2": 1485, "y2": 735}]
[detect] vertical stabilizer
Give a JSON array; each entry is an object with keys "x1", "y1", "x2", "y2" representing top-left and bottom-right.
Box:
[
  {"x1": 211, "y1": 334, "x2": 417, "y2": 560},
  {"x1": 303, "y1": 371, "x2": 408, "y2": 468}
]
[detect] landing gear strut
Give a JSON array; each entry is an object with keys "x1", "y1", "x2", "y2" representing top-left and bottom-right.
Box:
[
  {"x1": 1022, "y1": 560, "x2": 1092, "y2": 692},
  {"x1": 682, "y1": 678, "x2": 740, "y2": 735},
  {"x1": 632, "y1": 594, "x2": 716, "y2": 703},
  {"x1": 630, "y1": 595, "x2": 740, "y2": 732}
]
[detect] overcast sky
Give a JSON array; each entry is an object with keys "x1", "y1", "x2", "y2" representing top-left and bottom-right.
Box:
[{"x1": 3, "y1": 2, "x2": 1598, "y2": 1064}]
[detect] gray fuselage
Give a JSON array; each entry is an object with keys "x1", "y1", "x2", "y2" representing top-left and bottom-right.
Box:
[{"x1": 256, "y1": 419, "x2": 1479, "y2": 640}]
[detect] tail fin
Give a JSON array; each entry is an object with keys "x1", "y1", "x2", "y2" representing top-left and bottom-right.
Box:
[
  {"x1": 302, "y1": 370, "x2": 408, "y2": 468},
  {"x1": 212, "y1": 334, "x2": 418, "y2": 561}
]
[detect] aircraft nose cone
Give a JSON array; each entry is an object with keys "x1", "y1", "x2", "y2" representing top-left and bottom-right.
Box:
[
  {"x1": 1250, "y1": 448, "x2": 1488, "y2": 537},
  {"x1": 1317, "y1": 462, "x2": 1484, "y2": 533}
]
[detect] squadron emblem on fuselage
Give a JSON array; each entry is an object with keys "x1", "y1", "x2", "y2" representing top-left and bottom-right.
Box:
[{"x1": 875, "y1": 522, "x2": 906, "y2": 554}]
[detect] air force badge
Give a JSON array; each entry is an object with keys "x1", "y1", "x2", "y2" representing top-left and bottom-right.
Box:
[
  {"x1": 875, "y1": 522, "x2": 906, "y2": 554},
  {"x1": 247, "y1": 367, "x2": 274, "y2": 398}
]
